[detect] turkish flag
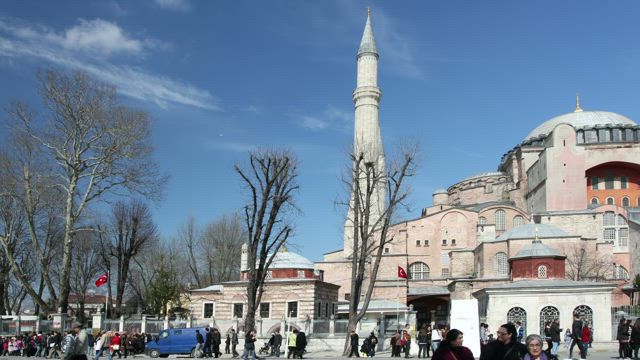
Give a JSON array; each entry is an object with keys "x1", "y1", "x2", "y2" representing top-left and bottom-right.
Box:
[
  {"x1": 95, "y1": 273, "x2": 108, "y2": 287},
  {"x1": 398, "y1": 266, "x2": 408, "y2": 279}
]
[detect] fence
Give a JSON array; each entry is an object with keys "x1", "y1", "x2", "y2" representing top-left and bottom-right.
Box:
[
  {"x1": 145, "y1": 320, "x2": 165, "y2": 335},
  {"x1": 611, "y1": 305, "x2": 640, "y2": 340}
]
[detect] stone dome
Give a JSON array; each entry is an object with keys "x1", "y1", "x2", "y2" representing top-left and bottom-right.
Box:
[
  {"x1": 511, "y1": 241, "x2": 564, "y2": 260},
  {"x1": 496, "y1": 223, "x2": 568, "y2": 241},
  {"x1": 269, "y1": 250, "x2": 315, "y2": 270},
  {"x1": 525, "y1": 110, "x2": 636, "y2": 141}
]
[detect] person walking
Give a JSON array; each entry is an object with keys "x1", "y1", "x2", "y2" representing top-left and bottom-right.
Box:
[
  {"x1": 231, "y1": 329, "x2": 239, "y2": 358},
  {"x1": 272, "y1": 330, "x2": 282, "y2": 357},
  {"x1": 523, "y1": 334, "x2": 548, "y2": 360},
  {"x1": 569, "y1": 313, "x2": 585, "y2": 360},
  {"x1": 480, "y1": 323, "x2": 527, "y2": 360},
  {"x1": 47, "y1": 331, "x2": 63, "y2": 359},
  {"x1": 390, "y1": 331, "x2": 400, "y2": 357},
  {"x1": 581, "y1": 323, "x2": 591, "y2": 358},
  {"x1": 630, "y1": 318, "x2": 640, "y2": 360},
  {"x1": 242, "y1": 330, "x2": 257, "y2": 360},
  {"x1": 110, "y1": 333, "x2": 122, "y2": 359},
  {"x1": 402, "y1": 330, "x2": 412, "y2": 358},
  {"x1": 94, "y1": 331, "x2": 112, "y2": 360},
  {"x1": 204, "y1": 328, "x2": 212, "y2": 358},
  {"x1": 431, "y1": 325, "x2": 443, "y2": 354},
  {"x1": 295, "y1": 331, "x2": 306, "y2": 359},
  {"x1": 212, "y1": 328, "x2": 222, "y2": 358},
  {"x1": 287, "y1": 329, "x2": 298, "y2": 359},
  {"x1": 348, "y1": 330, "x2": 360, "y2": 358},
  {"x1": 418, "y1": 326, "x2": 429, "y2": 358},
  {"x1": 225, "y1": 333, "x2": 231, "y2": 355},
  {"x1": 549, "y1": 319, "x2": 561, "y2": 358},
  {"x1": 618, "y1": 318, "x2": 631, "y2": 360},
  {"x1": 64, "y1": 322, "x2": 88, "y2": 360},
  {"x1": 431, "y1": 329, "x2": 474, "y2": 360},
  {"x1": 367, "y1": 332, "x2": 378, "y2": 357}
]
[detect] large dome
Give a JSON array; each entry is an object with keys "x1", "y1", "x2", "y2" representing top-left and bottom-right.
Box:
[{"x1": 525, "y1": 110, "x2": 636, "y2": 141}]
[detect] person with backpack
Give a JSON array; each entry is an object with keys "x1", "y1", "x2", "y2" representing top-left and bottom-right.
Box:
[
  {"x1": 417, "y1": 326, "x2": 429, "y2": 358},
  {"x1": 367, "y1": 332, "x2": 378, "y2": 357}
]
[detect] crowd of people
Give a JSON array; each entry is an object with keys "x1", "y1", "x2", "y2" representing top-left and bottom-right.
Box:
[
  {"x1": 194, "y1": 327, "x2": 306, "y2": 360},
  {"x1": 0, "y1": 325, "x2": 150, "y2": 360}
]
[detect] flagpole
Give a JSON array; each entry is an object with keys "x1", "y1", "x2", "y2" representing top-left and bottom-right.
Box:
[
  {"x1": 396, "y1": 267, "x2": 399, "y2": 332},
  {"x1": 105, "y1": 270, "x2": 110, "y2": 323}
]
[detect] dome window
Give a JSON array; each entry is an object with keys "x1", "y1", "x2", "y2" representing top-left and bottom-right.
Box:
[
  {"x1": 606, "y1": 197, "x2": 615, "y2": 205},
  {"x1": 622, "y1": 197, "x2": 630, "y2": 207},
  {"x1": 495, "y1": 210, "x2": 506, "y2": 231},
  {"x1": 513, "y1": 215, "x2": 525, "y2": 227},
  {"x1": 537, "y1": 265, "x2": 548, "y2": 279}
]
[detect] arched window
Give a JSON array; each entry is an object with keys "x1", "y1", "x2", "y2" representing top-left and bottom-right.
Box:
[
  {"x1": 495, "y1": 210, "x2": 506, "y2": 231},
  {"x1": 537, "y1": 265, "x2": 548, "y2": 279},
  {"x1": 478, "y1": 216, "x2": 487, "y2": 225},
  {"x1": 606, "y1": 197, "x2": 615, "y2": 205},
  {"x1": 408, "y1": 262, "x2": 430, "y2": 280},
  {"x1": 494, "y1": 252, "x2": 508, "y2": 277},
  {"x1": 614, "y1": 265, "x2": 630, "y2": 280},
  {"x1": 603, "y1": 212, "x2": 629, "y2": 248},
  {"x1": 591, "y1": 197, "x2": 599, "y2": 205},
  {"x1": 507, "y1": 307, "x2": 527, "y2": 334},
  {"x1": 573, "y1": 305, "x2": 593, "y2": 330},
  {"x1": 539, "y1": 306, "x2": 560, "y2": 335},
  {"x1": 622, "y1": 197, "x2": 630, "y2": 207},
  {"x1": 513, "y1": 215, "x2": 525, "y2": 227}
]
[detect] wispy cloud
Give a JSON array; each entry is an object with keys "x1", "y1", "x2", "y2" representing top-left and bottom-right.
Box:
[
  {"x1": 372, "y1": 10, "x2": 424, "y2": 79},
  {"x1": 0, "y1": 17, "x2": 219, "y2": 111},
  {"x1": 204, "y1": 140, "x2": 255, "y2": 153},
  {"x1": 153, "y1": 0, "x2": 191, "y2": 12},
  {"x1": 293, "y1": 105, "x2": 352, "y2": 132}
]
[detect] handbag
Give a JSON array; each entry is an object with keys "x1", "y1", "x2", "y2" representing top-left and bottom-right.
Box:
[{"x1": 112, "y1": 345, "x2": 120, "y2": 350}]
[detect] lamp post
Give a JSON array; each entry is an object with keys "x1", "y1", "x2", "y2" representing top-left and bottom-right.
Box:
[{"x1": 283, "y1": 309, "x2": 294, "y2": 358}]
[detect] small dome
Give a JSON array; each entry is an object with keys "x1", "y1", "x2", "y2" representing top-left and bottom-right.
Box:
[
  {"x1": 511, "y1": 242, "x2": 564, "y2": 260},
  {"x1": 269, "y1": 251, "x2": 315, "y2": 270},
  {"x1": 525, "y1": 111, "x2": 636, "y2": 141},
  {"x1": 496, "y1": 224, "x2": 568, "y2": 241}
]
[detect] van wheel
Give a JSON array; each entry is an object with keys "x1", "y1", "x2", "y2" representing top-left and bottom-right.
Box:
[{"x1": 149, "y1": 349, "x2": 160, "y2": 358}]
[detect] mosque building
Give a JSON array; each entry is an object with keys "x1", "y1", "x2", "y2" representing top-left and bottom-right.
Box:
[{"x1": 315, "y1": 11, "x2": 640, "y2": 342}]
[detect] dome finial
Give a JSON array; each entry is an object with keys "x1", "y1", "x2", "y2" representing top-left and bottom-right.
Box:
[
  {"x1": 280, "y1": 243, "x2": 288, "y2": 253},
  {"x1": 368, "y1": 7, "x2": 371, "y2": 16},
  {"x1": 533, "y1": 226, "x2": 541, "y2": 243},
  {"x1": 574, "y1": 93, "x2": 583, "y2": 113}
]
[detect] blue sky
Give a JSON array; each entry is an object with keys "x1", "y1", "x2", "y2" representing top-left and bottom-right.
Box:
[{"x1": 2, "y1": 1, "x2": 640, "y2": 261}]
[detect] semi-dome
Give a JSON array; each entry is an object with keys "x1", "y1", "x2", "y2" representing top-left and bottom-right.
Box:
[
  {"x1": 269, "y1": 250, "x2": 315, "y2": 270},
  {"x1": 511, "y1": 241, "x2": 564, "y2": 260},
  {"x1": 496, "y1": 223, "x2": 569, "y2": 241},
  {"x1": 525, "y1": 110, "x2": 636, "y2": 141}
]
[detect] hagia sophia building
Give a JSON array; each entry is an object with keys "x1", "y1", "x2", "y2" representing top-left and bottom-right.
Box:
[{"x1": 190, "y1": 11, "x2": 640, "y2": 344}]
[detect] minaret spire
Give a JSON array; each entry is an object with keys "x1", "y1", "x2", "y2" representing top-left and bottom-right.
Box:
[
  {"x1": 344, "y1": 10, "x2": 386, "y2": 256},
  {"x1": 574, "y1": 93, "x2": 583, "y2": 113}
]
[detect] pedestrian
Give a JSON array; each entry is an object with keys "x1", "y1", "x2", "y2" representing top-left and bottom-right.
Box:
[
  {"x1": 418, "y1": 326, "x2": 429, "y2": 358},
  {"x1": 110, "y1": 333, "x2": 122, "y2": 359},
  {"x1": 194, "y1": 330, "x2": 204, "y2": 358},
  {"x1": 631, "y1": 318, "x2": 640, "y2": 360},
  {"x1": 47, "y1": 331, "x2": 63, "y2": 359},
  {"x1": 212, "y1": 328, "x2": 221, "y2": 358},
  {"x1": 272, "y1": 330, "x2": 282, "y2": 357},
  {"x1": 367, "y1": 331, "x2": 378, "y2": 357},
  {"x1": 348, "y1": 329, "x2": 359, "y2": 358},
  {"x1": 204, "y1": 328, "x2": 212, "y2": 358},
  {"x1": 295, "y1": 330, "x2": 306, "y2": 359},
  {"x1": 402, "y1": 330, "x2": 412, "y2": 358},
  {"x1": 94, "y1": 331, "x2": 112, "y2": 360},
  {"x1": 581, "y1": 323, "x2": 591, "y2": 358},
  {"x1": 515, "y1": 321, "x2": 524, "y2": 344},
  {"x1": 616, "y1": 318, "x2": 629, "y2": 359},
  {"x1": 479, "y1": 323, "x2": 528, "y2": 360},
  {"x1": 549, "y1": 319, "x2": 561, "y2": 358},
  {"x1": 569, "y1": 313, "x2": 586, "y2": 360},
  {"x1": 242, "y1": 329, "x2": 257, "y2": 360},
  {"x1": 64, "y1": 322, "x2": 89, "y2": 360},
  {"x1": 390, "y1": 331, "x2": 400, "y2": 357},
  {"x1": 431, "y1": 325, "x2": 443, "y2": 353},
  {"x1": 287, "y1": 329, "x2": 298, "y2": 359},
  {"x1": 564, "y1": 329, "x2": 571, "y2": 349},
  {"x1": 231, "y1": 329, "x2": 239, "y2": 358},
  {"x1": 432, "y1": 329, "x2": 474, "y2": 360},
  {"x1": 94, "y1": 332, "x2": 103, "y2": 359},
  {"x1": 524, "y1": 334, "x2": 548, "y2": 360},
  {"x1": 225, "y1": 333, "x2": 230, "y2": 355}
]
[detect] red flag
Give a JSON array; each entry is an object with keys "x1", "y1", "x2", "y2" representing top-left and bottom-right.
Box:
[
  {"x1": 398, "y1": 266, "x2": 408, "y2": 279},
  {"x1": 95, "y1": 273, "x2": 108, "y2": 287}
]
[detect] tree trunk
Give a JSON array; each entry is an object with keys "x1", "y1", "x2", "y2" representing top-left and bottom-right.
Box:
[{"x1": 59, "y1": 180, "x2": 78, "y2": 314}]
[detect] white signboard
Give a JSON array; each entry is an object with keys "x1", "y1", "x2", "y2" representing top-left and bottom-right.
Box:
[{"x1": 450, "y1": 299, "x2": 481, "y2": 358}]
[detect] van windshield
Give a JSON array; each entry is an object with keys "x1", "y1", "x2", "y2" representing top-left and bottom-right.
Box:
[{"x1": 159, "y1": 331, "x2": 169, "y2": 339}]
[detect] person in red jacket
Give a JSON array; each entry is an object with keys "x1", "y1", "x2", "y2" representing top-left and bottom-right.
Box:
[
  {"x1": 111, "y1": 333, "x2": 122, "y2": 359},
  {"x1": 581, "y1": 324, "x2": 592, "y2": 357}
]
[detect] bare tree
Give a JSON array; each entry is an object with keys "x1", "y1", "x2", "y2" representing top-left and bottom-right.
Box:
[
  {"x1": 341, "y1": 146, "x2": 416, "y2": 355},
  {"x1": 563, "y1": 243, "x2": 612, "y2": 281},
  {"x1": 4, "y1": 69, "x2": 166, "y2": 313},
  {"x1": 108, "y1": 201, "x2": 158, "y2": 316},
  {"x1": 69, "y1": 229, "x2": 102, "y2": 323},
  {"x1": 177, "y1": 217, "x2": 202, "y2": 288},
  {"x1": 199, "y1": 213, "x2": 245, "y2": 284},
  {"x1": 235, "y1": 149, "x2": 298, "y2": 333}
]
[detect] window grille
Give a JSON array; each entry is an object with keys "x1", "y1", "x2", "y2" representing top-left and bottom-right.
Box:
[
  {"x1": 590, "y1": 177, "x2": 599, "y2": 190},
  {"x1": 605, "y1": 175, "x2": 614, "y2": 189},
  {"x1": 265, "y1": 271, "x2": 273, "y2": 279},
  {"x1": 573, "y1": 305, "x2": 593, "y2": 329},
  {"x1": 537, "y1": 265, "x2": 548, "y2": 279},
  {"x1": 478, "y1": 217, "x2": 487, "y2": 225},
  {"x1": 513, "y1": 215, "x2": 525, "y2": 227},
  {"x1": 408, "y1": 262, "x2": 430, "y2": 280},
  {"x1": 591, "y1": 198, "x2": 599, "y2": 205},
  {"x1": 260, "y1": 303, "x2": 270, "y2": 318},
  {"x1": 607, "y1": 197, "x2": 615, "y2": 205},
  {"x1": 507, "y1": 307, "x2": 527, "y2": 334},
  {"x1": 539, "y1": 306, "x2": 559, "y2": 335},
  {"x1": 441, "y1": 268, "x2": 449, "y2": 277},
  {"x1": 622, "y1": 197, "x2": 630, "y2": 207},
  {"x1": 494, "y1": 252, "x2": 508, "y2": 276},
  {"x1": 621, "y1": 176, "x2": 628, "y2": 189},
  {"x1": 495, "y1": 210, "x2": 506, "y2": 231}
]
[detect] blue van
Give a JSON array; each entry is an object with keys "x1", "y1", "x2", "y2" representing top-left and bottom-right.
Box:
[{"x1": 146, "y1": 327, "x2": 207, "y2": 358}]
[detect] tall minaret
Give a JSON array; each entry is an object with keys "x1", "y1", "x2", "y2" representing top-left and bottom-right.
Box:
[{"x1": 343, "y1": 10, "x2": 387, "y2": 256}]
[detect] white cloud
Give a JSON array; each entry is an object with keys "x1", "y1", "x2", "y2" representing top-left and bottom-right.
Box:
[
  {"x1": 153, "y1": 0, "x2": 191, "y2": 12},
  {"x1": 300, "y1": 115, "x2": 329, "y2": 130},
  {"x1": 0, "y1": 17, "x2": 219, "y2": 111},
  {"x1": 293, "y1": 106, "x2": 352, "y2": 132}
]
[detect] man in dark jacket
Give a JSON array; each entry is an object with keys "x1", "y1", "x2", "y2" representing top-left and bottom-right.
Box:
[
  {"x1": 295, "y1": 331, "x2": 306, "y2": 359},
  {"x1": 204, "y1": 328, "x2": 212, "y2": 358},
  {"x1": 212, "y1": 328, "x2": 222, "y2": 358},
  {"x1": 272, "y1": 330, "x2": 282, "y2": 357},
  {"x1": 549, "y1": 319, "x2": 561, "y2": 358},
  {"x1": 195, "y1": 330, "x2": 204, "y2": 358},
  {"x1": 348, "y1": 330, "x2": 360, "y2": 358},
  {"x1": 480, "y1": 323, "x2": 527, "y2": 360},
  {"x1": 570, "y1": 313, "x2": 585, "y2": 359}
]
